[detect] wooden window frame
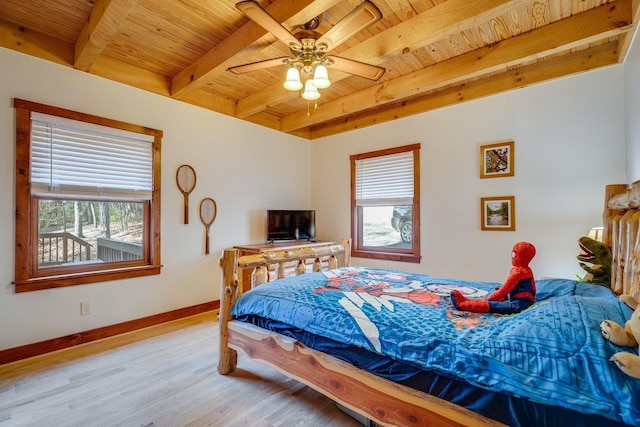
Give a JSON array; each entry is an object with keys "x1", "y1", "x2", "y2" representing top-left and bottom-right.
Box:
[
  {"x1": 13, "y1": 99, "x2": 162, "y2": 292},
  {"x1": 350, "y1": 143, "x2": 421, "y2": 263}
]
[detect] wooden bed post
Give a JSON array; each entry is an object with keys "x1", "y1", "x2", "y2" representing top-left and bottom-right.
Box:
[
  {"x1": 603, "y1": 184, "x2": 628, "y2": 248},
  {"x1": 218, "y1": 248, "x2": 239, "y2": 375},
  {"x1": 340, "y1": 237, "x2": 351, "y2": 267}
]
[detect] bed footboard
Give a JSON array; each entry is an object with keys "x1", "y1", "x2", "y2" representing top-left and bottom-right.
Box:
[{"x1": 218, "y1": 238, "x2": 350, "y2": 375}]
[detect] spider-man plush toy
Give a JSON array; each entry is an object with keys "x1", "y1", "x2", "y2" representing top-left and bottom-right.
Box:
[{"x1": 451, "y1": 241, "x2": 536, "y2": 314}]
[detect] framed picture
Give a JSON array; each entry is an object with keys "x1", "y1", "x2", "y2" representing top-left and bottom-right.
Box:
[
  {"x1": 479, "y1": 140, "x2": 514, "y2": 178},
  {"x1": 481, "y1": 196, "x2": 515, "y2": 231}
]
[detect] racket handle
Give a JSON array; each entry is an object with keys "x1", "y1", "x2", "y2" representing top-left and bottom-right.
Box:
[
  {"x1": 183, "y1": 194, "x2": 189, "y2": 224},
  {"x1": 205, "y1": 228, "x2": 210, "y2": 255}
]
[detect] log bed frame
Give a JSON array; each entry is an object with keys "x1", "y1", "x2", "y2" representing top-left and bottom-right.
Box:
[{"x1": 218, "y1": 183, "x2": 640, "y2": 427}]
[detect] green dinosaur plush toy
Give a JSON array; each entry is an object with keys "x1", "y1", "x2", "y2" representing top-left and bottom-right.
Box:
[{"x1": 577, "y1": 236, "x2": 612, "y2": 287}]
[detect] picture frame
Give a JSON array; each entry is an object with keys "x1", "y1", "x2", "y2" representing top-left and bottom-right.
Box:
[
  {"x1": 479, "y1": 140, "x2": 514, "y2": 178},
  {"x1": 481, "y1": 196, "x2": 515, "y2": 231}
]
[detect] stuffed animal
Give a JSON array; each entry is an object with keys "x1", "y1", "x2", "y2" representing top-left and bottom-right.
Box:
[
  {"x1": 451, "y1": 241, "x2": 536, "y2": 314},
  {"x1": 600, "y1": 294, "x2": 640, "y2": 379},
  {"x1": 577, "y1": 236, "x2": 612, "y2": 287}
]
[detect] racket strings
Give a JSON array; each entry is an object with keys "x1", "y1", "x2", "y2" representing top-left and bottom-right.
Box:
[
  {"x1": 177, "y1": 165, "x2": 196, "y2": 192},
  {"x1": 200, "y1": 199, "x2": 217, "y2": 224}
]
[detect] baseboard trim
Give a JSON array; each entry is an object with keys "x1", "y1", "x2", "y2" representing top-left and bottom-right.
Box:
[{"x1": 0, "y1": 300, "x2": 220, "y2": 365}]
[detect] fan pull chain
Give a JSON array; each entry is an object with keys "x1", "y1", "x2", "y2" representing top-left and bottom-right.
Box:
[{"x1": 306, "y1": 100, "x2": 319, "y2": 118}]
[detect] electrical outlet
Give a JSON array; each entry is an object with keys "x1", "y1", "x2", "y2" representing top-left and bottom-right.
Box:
[{"x1": 80, "y1": 301, "x2": 92, "y2": 316}]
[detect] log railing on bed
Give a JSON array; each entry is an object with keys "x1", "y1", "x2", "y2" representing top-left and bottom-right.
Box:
[{"x1": 218, "y1": 238, "x2": 504, "y2": 427}]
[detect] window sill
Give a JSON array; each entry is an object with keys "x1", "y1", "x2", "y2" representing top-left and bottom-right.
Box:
[
  {"x1": 13, "y1": 264, "x2": 162, "y2": 293},
  {"x1": 351, "y1": 250, "x2": 421, "y2": 264}
]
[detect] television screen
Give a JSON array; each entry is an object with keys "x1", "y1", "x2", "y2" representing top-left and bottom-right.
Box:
[{"x1": 267, "y1": 210, "x2": 316, "y2": 242}]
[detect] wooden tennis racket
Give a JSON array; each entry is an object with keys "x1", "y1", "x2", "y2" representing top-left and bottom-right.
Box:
[
  {"x1": 176, "y1": 164, "x2": 196, "y2": 224},
  {"x1": 199, "y1": 197, "x2": 217, "y2": 254}
]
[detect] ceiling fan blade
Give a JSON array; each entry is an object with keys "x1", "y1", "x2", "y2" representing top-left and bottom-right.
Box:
[
  {"x1": 316, "y1": 1, "x2": 382, "y2": 52},
  {"x1": 326, "y1": 56, "x2": 385, "y2": 81},
  {"x1": 236, "y1": 1, "x2": 300, "y2": 49},
  {"x1": 228, "y1": 57, "x2": 290, "y2": 75}
]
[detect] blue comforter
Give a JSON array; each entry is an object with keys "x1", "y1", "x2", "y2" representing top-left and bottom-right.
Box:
[{"x1": 232, "y1": 267, "x2": 639, "y2": 425}]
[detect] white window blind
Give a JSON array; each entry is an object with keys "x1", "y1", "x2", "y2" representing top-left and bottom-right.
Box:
[
  {"x1": 355, "y1": 151, "x2": 414, "y2": 206},
  {"x1": 30, "y1": 112, "x2": 154, "y2": 200}
]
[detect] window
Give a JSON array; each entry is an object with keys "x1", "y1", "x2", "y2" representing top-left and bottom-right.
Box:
[
  {"x1": 13, "y1": 99, "x2": 162, "y2": 292},
  {"x1": 350, "y1": 144, "x2": 421, "y2": 263}
]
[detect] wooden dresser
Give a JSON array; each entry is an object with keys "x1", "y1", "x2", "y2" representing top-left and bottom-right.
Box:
[{"x1": 233, "y1": 240, "x2": 335, "y2": 292}]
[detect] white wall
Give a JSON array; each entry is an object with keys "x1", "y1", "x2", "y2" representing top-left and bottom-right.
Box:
[
  {"x1": 0, "y1": 47, "x2": 311, "y2": 350},
  {"x1": 625, "y1": 31, "x2": 640, "y2": 182},
  {"x1": 0, "y1": 43, "x2": 634, "y2": 351},
  {"x1": 312, "y1": 66, "x2": 627, "y2": 282}
]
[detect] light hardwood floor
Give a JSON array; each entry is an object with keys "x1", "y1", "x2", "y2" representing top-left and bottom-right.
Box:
[{"x1": 0, "y1": 312, "x2": 362, "y2": 427}]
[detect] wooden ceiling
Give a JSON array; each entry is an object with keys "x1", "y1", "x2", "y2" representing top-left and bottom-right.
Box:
[{"x1": 0, "y1": 0, "x2": 638, "y2": 139}]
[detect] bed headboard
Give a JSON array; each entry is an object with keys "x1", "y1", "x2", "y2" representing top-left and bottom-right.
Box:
[{"x1": 605, "y1": 181, "x2": 640, "y2": 301}]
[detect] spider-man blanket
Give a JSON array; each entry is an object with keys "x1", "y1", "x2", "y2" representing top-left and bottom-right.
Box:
[{"x1": 231, "y1": 267, "x2": 639, "y2": 425}]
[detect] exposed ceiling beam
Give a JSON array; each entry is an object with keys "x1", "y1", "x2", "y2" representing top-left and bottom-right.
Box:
[
  {"x1": 74, "y1": 0, "x2": 139, "y2": 71},
  {"x1": 234, "y1": 0, "x2": 522, "y2": 119},
  {"x1": 617, "y1": 0, "x2": 640, "y2": 62},
  {"x1": 170, "y1": 0, "x2": 342, "y2": 99},
  {"x1": 90, "y1": 54, "x2": 170, "y2": 96},
  {"x1": 309, "y1": 42, "x2": 619, "y2": 138},
  {"x1": 92, "y1": 57, "x2": 244, "y2": 117},
  {"x1": 181, "y1": 90, "x2": 236, "y2": 117},
  {"x1": 0, "y1": 18, "x2": 73, "y2": 66},
  {"x1": 281, "y1": 0, "x2": 633, "y2": 132}
]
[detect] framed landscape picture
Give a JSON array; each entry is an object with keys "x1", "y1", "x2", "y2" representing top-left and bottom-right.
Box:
[
  {"x1": 480, "y1": 140, "x2": 514, "y2": 178},
  {"x1": 481, "y1": 196, "x2": 515, "y2": 231}
]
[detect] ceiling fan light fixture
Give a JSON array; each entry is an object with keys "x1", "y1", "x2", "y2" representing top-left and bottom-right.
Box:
[
  {"x1": 283, "y1": 66, "x2": 303, "y2": 91},
  {"x1": 302, "y1": 79, "x2": 320, "y2": 100},
  {"x1": 312, "y1": 64, "x2": 331, "y2": 89},
  {"x1": 232, "y1": 0, "x2": 385, "y2": 108}
]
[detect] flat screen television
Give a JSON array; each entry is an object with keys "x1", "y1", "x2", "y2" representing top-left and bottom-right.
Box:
[{"x1": 267, "y1": 210, "x2": 316, "y2": 242}]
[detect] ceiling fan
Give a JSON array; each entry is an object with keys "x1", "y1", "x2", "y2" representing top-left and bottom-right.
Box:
[{"x1": 228, "y1": 0, "x2": 386, "y2": 100}]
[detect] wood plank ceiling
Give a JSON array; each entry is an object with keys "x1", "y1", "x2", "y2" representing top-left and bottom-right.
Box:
[{"x1": 0, "y1": 0, "x2": 638, "y2": 139}]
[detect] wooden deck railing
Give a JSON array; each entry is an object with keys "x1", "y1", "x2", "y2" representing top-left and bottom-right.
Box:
[
  {"x1": 39, "y1": 233, "x2": 143, "y2": 266},
  {"x1": 39, "y1": 232, "x2": 91, "y2": 266},
  {"x1": 97, "y1": 238, "x2": 142, "y2": 262}
]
